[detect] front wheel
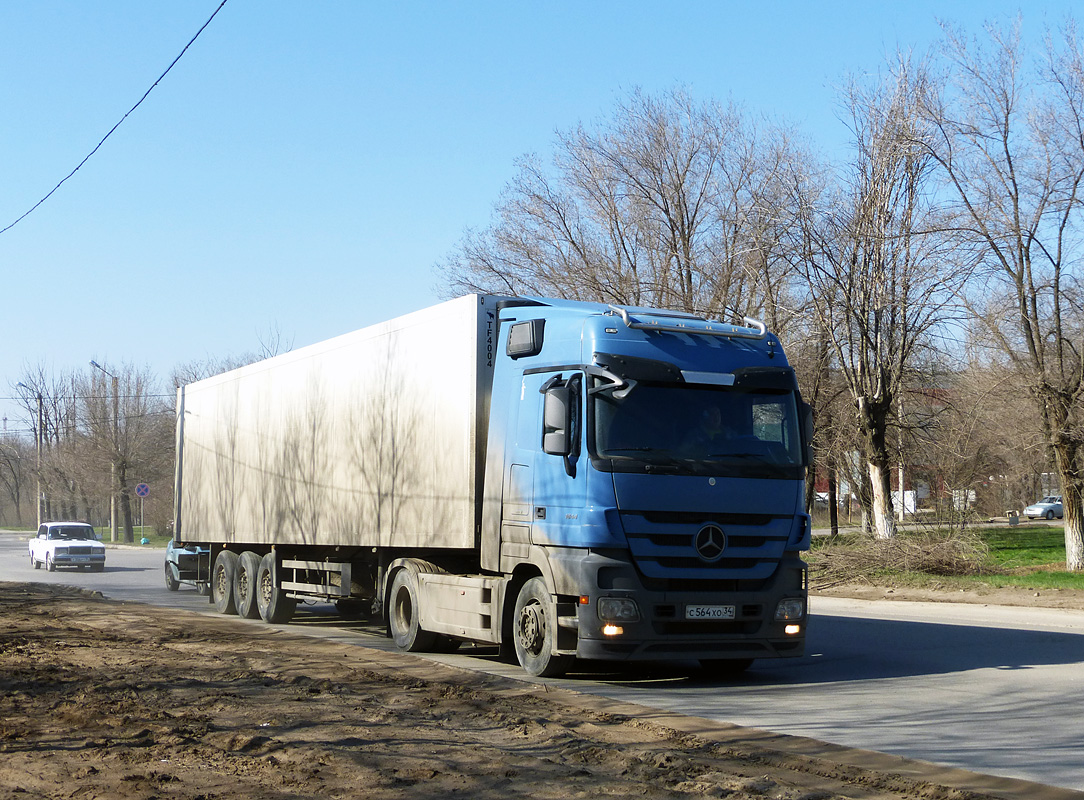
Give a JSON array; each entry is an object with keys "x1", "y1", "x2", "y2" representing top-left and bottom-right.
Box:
[
  {"x1": 513, "y1": 577, "x2": 573, "y2": 678},
  {"x1": 46, "y1": 554, "x2": 56, "y2": 572},
  {"x1": 164, "y1": 561, "x2": 180, "y2": 591},
  {"x1": 31, "y1": 552, "x2": 40, "y2": 570}
]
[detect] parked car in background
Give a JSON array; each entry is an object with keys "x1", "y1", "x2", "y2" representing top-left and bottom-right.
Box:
[
  {"x1": 1025, "y1": 496, "x2": 1064, "y2": 520},
  {"x1": 29, "y1": 522, "x2": 106, "y2": 572},
  {"x1": 164, "y1": 539, "x2": 211, "y2": 594}
]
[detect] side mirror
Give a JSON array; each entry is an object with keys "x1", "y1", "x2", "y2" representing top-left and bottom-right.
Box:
[{"x1": 543, "y1": 384, "x2": 572, "y2": 456}]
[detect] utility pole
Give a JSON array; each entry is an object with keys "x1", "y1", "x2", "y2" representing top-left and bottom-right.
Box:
[
  {"x1": 16, "y1": 382, "x2": 43, "y2": 529},
  {"x1": 89, "y1": 361, "x2": 119, "y2": 543}
]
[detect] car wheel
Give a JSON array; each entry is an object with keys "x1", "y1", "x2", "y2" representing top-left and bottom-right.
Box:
[
  {"x1": 1045, "y1": 510, "x2": 1054, "y2": 520},
  {"x1": 164, "y1": 561, "x2": 181, "y2": 591},
  {"x1": 46, "y1": 554, "x2": 56, "y2": 572},
  {"x1": 31, "y1": 552, "x2": 40, "y2": 570}
]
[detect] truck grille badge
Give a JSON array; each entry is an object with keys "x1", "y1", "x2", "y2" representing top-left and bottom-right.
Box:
[{"x1": 694, "y1": 525, "x2": 726, "y2": 562}]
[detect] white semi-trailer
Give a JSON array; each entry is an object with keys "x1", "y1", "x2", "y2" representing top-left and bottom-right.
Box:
[{"x1": 172, "y1": 294, "x2": 812, "y2": 676}]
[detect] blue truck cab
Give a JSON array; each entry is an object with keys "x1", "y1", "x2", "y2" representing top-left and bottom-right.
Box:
[{"x1": 484, "y1": 298, "x2": 811, "y2": 676}]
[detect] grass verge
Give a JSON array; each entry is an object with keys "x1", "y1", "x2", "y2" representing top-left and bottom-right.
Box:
[{"x1": 808, "y1": 524, "x2": 1084, "y2": 592}]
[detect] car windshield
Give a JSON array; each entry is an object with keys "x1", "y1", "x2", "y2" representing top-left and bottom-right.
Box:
[
  {"x1": 591, "y1": 380, "x2": 804, "y2": 479},
  {"x1": 50, "y1": 526, "x2": 95, "y2": 540}
]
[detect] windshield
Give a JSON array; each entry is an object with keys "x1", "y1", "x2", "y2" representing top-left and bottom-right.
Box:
[
  {"x1": 50, "y1": 526, "x2": 95, "y2": 540},
  {"x1": 591, "y1": 381, "x2": 804, "y2": 478}
]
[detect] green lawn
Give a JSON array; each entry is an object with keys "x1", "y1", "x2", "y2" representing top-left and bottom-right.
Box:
[{"x1": 93, "y1": 526, "x2": 171, "y2": 548}]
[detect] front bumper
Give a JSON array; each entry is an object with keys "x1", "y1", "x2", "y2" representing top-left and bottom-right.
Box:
[
  {"x1": 547, "y1": 548, "x2": 807, "y2": 662},
  {"x1": 51, "y1": 552, "x2": 106, "y2": 567}
]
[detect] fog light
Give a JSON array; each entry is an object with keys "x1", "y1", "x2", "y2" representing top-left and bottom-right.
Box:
[
  {"x1": 785, "y1": 624, "x2": 801, "y2": 635},
  {"x1": 598, "y1": 596, "x2": 640, "y2": 622},
  {"x1": 602, "y1": 624, "x2": 624, "y2": 636},
  {"x1": 775, "y1": 598, "x2": 805, "y2": 621}
]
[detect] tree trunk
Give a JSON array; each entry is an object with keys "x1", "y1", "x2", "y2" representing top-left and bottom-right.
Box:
[
  {"x1": 867, "y1": 461, "x2": 897, "y2": 539},
  {"x1": 827, "y1": 462, "x2": 840, "y2": 538},
  {"x1": 1051, "y1": 442, "x2": 1084, "y2": 572},
  {"x1": 117, "y1": 462, "x2": 135, "y2": 543}
]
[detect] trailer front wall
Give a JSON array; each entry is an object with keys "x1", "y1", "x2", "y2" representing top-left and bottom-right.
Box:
[{"x1": 177, "y1": 296, "x2": 494, "y2": 550}]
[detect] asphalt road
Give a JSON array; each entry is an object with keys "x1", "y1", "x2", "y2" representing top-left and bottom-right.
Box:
[{"x1": 2, "y1": 530, "x2": 1083, "y2": 794}]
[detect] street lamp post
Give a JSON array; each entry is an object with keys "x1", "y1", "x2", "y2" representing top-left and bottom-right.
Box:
[
  {"x1": 89, "y1": 361, "x2": 119, "y2": 543},
  {"x1": 16, "y1": 382, "x2": 43, "y2": 529}
]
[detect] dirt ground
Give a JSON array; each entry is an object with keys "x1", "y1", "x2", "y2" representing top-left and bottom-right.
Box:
[{"x1": 0, "y1": 582, "x2": 1076, "y2": 800}]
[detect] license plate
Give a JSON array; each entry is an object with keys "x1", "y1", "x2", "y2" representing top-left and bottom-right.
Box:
[
  {"x1": 685, "y1": 604, "x2": 736, "y2": 620},
  {"x1": 73, "y1": 556, "x2": 89, "y2": 562}
]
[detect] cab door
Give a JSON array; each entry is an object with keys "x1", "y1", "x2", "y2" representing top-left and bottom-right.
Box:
[{"x1": 529, "y1": 371, "x2": 588, "y2": 546}]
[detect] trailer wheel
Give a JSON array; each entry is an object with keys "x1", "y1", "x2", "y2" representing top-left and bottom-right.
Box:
[
  {"x1": 388, "y1": 568, "x2": 437, "y2": 652},
  {"x1": 212, "y1": 551, "x2": 239, "y2": 614},
  {"x1": 256, "y1": 553, "x2": 296, "y2": 624},
  {"x1": 513, "y1": 577, "x2": 573, "y2": 677},
  {"x1": 234, "y1": 551, "x2": 263, "y2": 619},
  {"x1": 164, "y1": 561, "x2": 180, "y2": 591}
]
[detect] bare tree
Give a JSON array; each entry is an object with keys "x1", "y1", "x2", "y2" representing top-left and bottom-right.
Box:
[
  {"x1": 438, "y1": 87, "x2": 803, "y2": 332},
  {"x1": 84, "y1": 363, "x2": 173, "y2": 543},
  {"x1": 919, "y1": 19, "x2": 1084, "y2": 569},
  {"x1": 0, "y1": 437, "x2": 29, "y2": 525},
  {"x1": 791, "y1": 58, "x2": 966, "y2": 538}
]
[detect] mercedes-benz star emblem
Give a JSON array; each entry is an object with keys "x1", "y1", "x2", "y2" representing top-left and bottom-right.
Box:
[{"x1": 694, "y1": 524, "x2": 726, "y2": 563}]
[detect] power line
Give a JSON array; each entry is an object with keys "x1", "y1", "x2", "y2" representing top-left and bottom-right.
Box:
[{"x1": 0, "y1": 0, "x2": 229, "y2": 236}]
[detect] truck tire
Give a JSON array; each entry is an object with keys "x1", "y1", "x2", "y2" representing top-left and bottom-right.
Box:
[
  {"x1": 513, "y1": 577, "x2": 573, "y2": 677},
  {"x1": 164, "y1": 561, "x2": 181, "y2": 591},
  {"x1": 212, "y1": 551, "x2": 239, "y2": 614},
  {"x1": 234, "y1": 551, "x2": 263, "y2": 619},
  {"x1": 256, "y1": 552, "x2": 296, "y2": 624},
  {"x1": 388, "y1": 568, "x2": 437, "y2": 652}
]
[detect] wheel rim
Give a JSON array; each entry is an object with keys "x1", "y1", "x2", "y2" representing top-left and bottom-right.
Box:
[
  {"x1": 518, "y1": 601, "x2": 545, "y2": 656},
  {"x1": 215, "y1": 567, "x2": 229, "y2": 597},
  {"x1": 259, "y1": 569, "x2": 274, "y2": 605},
  {"x1": 393, "y1": 586, "x2": 413, "y2": 634}
]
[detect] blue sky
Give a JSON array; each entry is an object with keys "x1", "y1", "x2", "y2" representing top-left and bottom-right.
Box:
[{"x1": 0, "y1": 0, "x2": 1068, "y2": 432}]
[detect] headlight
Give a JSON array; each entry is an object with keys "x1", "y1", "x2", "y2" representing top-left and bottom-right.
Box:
[
  {"x1": 54, "y1": 547, "x2": 68, "y2": 555},
  {"x1": 775, "y1": 598, "x2": 805, "y2": 621},
  {"x1": 598, "y1": 597, "x2": 640, "y2": 622}
]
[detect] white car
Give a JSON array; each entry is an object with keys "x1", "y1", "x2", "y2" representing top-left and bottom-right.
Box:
[
  {"x1": 29, "y1": 522, "x2": 106, "y2": 572},
  {"x1": 1024, "y1": 496, "x2": 1063, "y2": 520}
]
